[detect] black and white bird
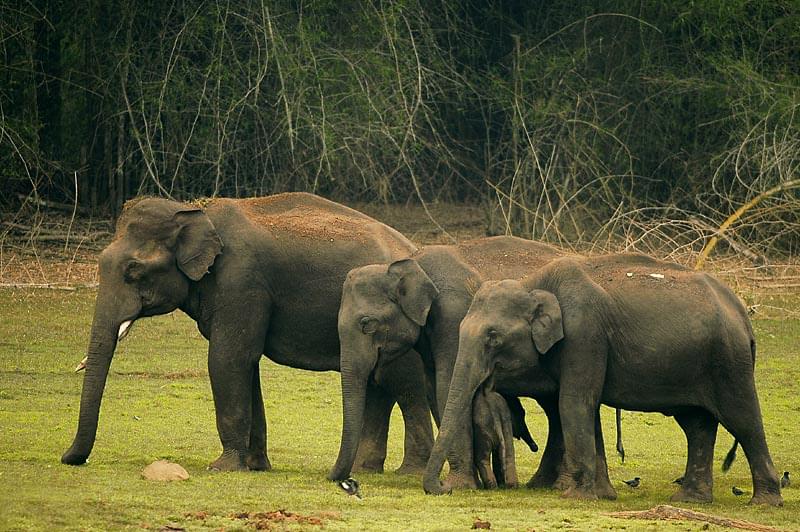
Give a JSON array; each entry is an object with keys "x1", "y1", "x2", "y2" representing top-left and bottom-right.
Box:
[
  {"x1": 781, "y1": 471, "x2": 790, "y2": 489},
  {"x1": 732, "y1": 486, "x2": 746, "y2": 496},
  {"x1": 338, "y1": 477, "x2": 362, "y2": 499},
  {"x1": 623, "y1": 477, "x2": 640, "y2": 488},
  {"x1": 672, "y1": 476, "x2": 684, "y2": 486}
]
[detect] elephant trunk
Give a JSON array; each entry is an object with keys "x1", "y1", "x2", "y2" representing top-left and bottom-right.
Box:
[
  {"x1": 423, "y1": 341, "x2": 488, "y2": 494},
  {"x1": 328, "y1": 338, "x2": 378, "y2": 481},
  {"x1": 61, "y1": 288, "x2": 134, "y2": 465}
]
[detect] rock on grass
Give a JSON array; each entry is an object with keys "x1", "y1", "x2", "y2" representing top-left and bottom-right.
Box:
[{"x1": 142, "y1": 460, "x2": 190, "y2": 481}]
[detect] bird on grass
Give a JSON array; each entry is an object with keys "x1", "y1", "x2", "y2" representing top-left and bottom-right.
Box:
[
  {"x1": 672, "y1": 476, "x2": 684, "y2": 486},
  {"x1": 781, "y1": 471, "x2": 790, "y2": 489},
  {"x1": 732, "y1": 486, "x2": 746, "y2": 496},
  {"x1": 338, "y1": 477, "x2": 362, "y2": 499},
  {"x1": 623, "y1": 477, "x2": 640, "y2": 488}
]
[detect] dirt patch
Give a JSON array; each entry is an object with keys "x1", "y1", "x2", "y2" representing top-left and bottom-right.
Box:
[
  {"x1": 606, "y1": 504, "x2": 781, "y2": 531},
  {"x1": 230, "y1": 509, "x2": 340, "y2": 530}
]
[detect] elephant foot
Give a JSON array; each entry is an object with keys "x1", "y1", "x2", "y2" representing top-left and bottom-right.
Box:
[
  {"x1": 245, "y1": 451, "x2": 272, "y2": 472},
  {"x1": 552, "y1": 473, "x2": 572, "y2": 492},
  {"x1": 423, "y1": 477, "x2": 452, "y2": 495},
  {"x1": 595, "y1": 480, "x2": 618, "y2": 500},
  {"x1": 527, "y1": 470, "x2": 558, "y2": 489},
  {"x1": 749, "y1": 492, "x2": 783, "y2": 507},
  {"x1": 444, "y1": 470, "x2": 479, "y2": 491},
  {"x1": 208, "y1": 450, "x2": 247, "y2": 472},
  {"x1": 352, "y1": 460, "x2": 384, "y2": 474},
  {"x1": 482, "y1": 478, "x2": 499, "y2": 490},
  {"x1": 395, "y1": 461, "x2": 426, "y2": 476},
  {"x1": 561, "y1": 485, "x2": 599, "y2": 500},
  {"x1": 670, "y1": 486, "x2": 713, "y2": 504}
]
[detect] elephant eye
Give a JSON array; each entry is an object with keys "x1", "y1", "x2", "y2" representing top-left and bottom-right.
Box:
[
  {"x1": 124, "y1": 259, "x2": 146, "y2": 283},
  {"x1": 360, "y1": 316, "x2": 379, "y2": 335},
  {"x1": 486, "y1": 328, "x2": 502, "y2": 348}
]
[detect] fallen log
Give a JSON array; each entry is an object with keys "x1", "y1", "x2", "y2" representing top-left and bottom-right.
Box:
[{"x1": 0, "y1": 282, "x2": 98, "y2": 290}]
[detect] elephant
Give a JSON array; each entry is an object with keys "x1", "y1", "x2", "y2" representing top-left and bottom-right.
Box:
[
  {"x1": 61, "y1": 192, "x2": 436, "y2": 474},
  {"x1": 472, "y1": 384, "x2": 520, "y2": 489},
  {"x1": 505, "y1": 394, "x2": 538, "y2": 454},
  {"x1": 329, "y1": 236, "x2": 617, "y2": 496},
  {"x1": 423, "y1": 253, "x2": 783, "y2": 506}
]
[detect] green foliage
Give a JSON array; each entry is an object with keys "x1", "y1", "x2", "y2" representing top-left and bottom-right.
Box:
[
  {"x1": 2, "y1": 289, "x2": 800, "y2": 530},
  {"x1": 1, "y1": 1, "x2": 798, "y2": 253}
]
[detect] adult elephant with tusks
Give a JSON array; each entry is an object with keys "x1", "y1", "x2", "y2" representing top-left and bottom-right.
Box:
[
  {"x1": 61, "y1": 193, "x2": 435, "y2": 474},
  {"x1": 423, "y1": 254, "x2": 783, "y2": 506},
  {"x1": 329, "y1": 236, "x2": 616, "y2": 496}
]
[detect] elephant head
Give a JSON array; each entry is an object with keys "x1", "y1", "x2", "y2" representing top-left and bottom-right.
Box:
[
  {"x1": 61, "y1": 197, "x2": 222, "y2": 465},
  {"x1": 423, "y1": 279, "x2": 562, "y2": 494},
  {"x1": 328, "y1": 258, "x2": 438, "y2": 481}
]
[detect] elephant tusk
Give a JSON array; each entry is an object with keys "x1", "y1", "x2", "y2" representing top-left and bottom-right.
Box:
[
  {"x1": 74, "y1": 356, "x2": 88, "y2": 372},
  {"x1": 75, "y1": 320, "x2": 132, "y2": 373},
  {"x1": 118, "y1": 320, "x2": 133, "y2": 341}
]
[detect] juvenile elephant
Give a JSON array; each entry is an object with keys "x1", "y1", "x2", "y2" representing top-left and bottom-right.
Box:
[
  {"x1": 61, "y1": 193, "x2": 435, "y2": 474},
  {"x1": 424, "y1": 254, "x2": 783, "y2": 506},
  {"x1": 472, "y1": 385, "x2": 520, "y2": 489},
  {"x1": 329, "y1": 236, "x2": 616, "y2": 495}
]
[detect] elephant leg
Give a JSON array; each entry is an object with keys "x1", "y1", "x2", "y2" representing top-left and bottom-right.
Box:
[
  {"x1": 558, "y1": 391, "x2": 599, "y2": 500},
  {"x1": 499, "y1": 416, "x2": 518, "y2": 488},
  {"x1": 716, "y1": 381, "x2": 782, "y2": 506},
  {"x1": 353, "y1": 382, "x2": 392, "y2": 473},
  {"x1": 476, "y1": 451, "x2": 497, "y2": 489},
  {"x1": 443, "y1": 413, "x2": 480, "y2": 490},
  {"x1": 245, "y1": 362, "x2": 271, "y2": 471},
  {"x1": 528, "y1": 396, "x2": 564, "y2": 489},
  {"x1": 593, "y1": 411, "x2": 617, "y2": 500},
  {"x1": 207, "y1": 311, "x2": 268, "y2": 472},
  {"x1": 377, "y1": 350, "x2": 434, "y2": 475},
  {"x1": 671, "y1": 408, "x2": 717, "y2": 503}
]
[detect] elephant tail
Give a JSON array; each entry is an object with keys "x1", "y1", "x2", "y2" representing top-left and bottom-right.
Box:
[
  {"x1": 722, "y1": 439, "x2": 738, "y2": 472},
  {"x1": 615, "y1": 408, "x2": 625, "y2": 463}
]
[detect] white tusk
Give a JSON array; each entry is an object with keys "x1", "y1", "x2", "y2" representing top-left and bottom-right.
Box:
[
  {"x1": 75, "y1": 320, "x2": 132, "y2": 373},
  {"x1": 75, "y1": 356, "x2": 88, "y2": 372},
  {"x1": 118, "y1": 320, "x2": 133, "y2": 341}
]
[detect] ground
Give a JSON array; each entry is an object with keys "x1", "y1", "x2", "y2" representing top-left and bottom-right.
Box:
[{"x1": 0, "y1": 202, "x2": 798, "y2": 531}]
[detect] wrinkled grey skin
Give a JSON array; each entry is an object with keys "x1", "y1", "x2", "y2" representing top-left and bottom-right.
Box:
[
  {"x1": 424, "y1": 254, "x2": 783, "y2": 506},
  {"x1": 472, "y1": 384, "x2": 518, "y2": 489},
  {"x1": 61, "y1": 193, "x2": 435, "y2": 473},
  {"x1": 330, "y1": 236, "x2": 615, "y2": 494}
]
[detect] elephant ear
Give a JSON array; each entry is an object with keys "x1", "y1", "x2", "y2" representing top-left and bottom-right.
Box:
[
  {"x1": 173, "y1": 208, "x2": 223, "y2": 281},
  {"x1": 528, "y1": 289, "x2": 563, "y2": 354},
  {"x1": 388, "y1": 258, "x2": 439, "y2": 327}
]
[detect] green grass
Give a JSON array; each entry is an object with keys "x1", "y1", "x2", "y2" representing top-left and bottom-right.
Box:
[{"x1": 0, "y1": 288, "x2": 798, "y2": 531}]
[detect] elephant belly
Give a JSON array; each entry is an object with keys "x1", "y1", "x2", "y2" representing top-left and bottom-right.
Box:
[
  {"x1": 263, "y1": 298, "x2": 342, "y2": 372},
  {"x1": 495, "y1": 366, "x2": 558, "y2": 399},
  {"x1": 601, "y1": 348, "x2": 713, "y2": 412}
]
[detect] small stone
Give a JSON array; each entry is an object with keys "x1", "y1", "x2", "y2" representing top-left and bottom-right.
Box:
[
  {"x1": 142, "y1": 460, "x2": 190, "y2": 481},
  {"x1": 626, "y1": 272, "x2": 633, "y2": 278},
  {"x1": 649, "y1": 273, "x2": 665, "y2": 279}
]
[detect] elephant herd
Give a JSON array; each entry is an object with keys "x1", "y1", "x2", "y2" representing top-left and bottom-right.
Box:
[{"x1": 61, "y1": 193, "x2": 784, "y2": 506}]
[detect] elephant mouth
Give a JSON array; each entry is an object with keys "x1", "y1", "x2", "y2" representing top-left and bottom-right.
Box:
[{"x1": 74, "y1": 319, "x2": 136, "y2": 372}]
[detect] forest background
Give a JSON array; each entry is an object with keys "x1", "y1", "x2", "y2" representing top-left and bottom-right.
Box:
[{"x1": 2, "y1": 0, "x2": 799, "y2": 258}]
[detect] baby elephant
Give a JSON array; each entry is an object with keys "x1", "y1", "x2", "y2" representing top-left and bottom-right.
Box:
[{"x1": 472, "y1": 388, "x2": 537, "y2": 488}]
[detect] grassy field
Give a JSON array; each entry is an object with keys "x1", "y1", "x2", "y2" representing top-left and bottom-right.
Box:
[{"x1": 0, "y1": 287, "x2": 798, "y2": 531}]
